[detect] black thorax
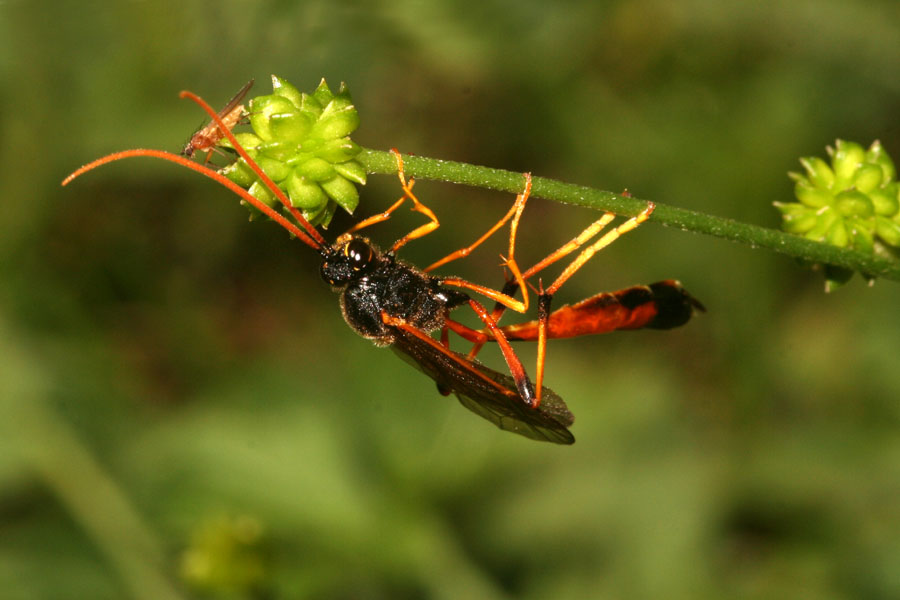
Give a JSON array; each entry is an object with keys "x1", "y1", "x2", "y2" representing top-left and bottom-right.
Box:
[{"x1": 320, "y1": 235, "x2": 469, "y2": 344}]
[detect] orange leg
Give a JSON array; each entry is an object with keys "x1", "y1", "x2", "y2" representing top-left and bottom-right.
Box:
[
  {"x1": 388, "y1": 149, "x2": 441, "y2": 253},
  {"x1": 344, "y1": 181, "x2": 416, "y2": 234},
  {"x1": 542, "y1": 203, "x2": 654, "y2": 295},
  {"x1": 476, "y1": 203, "x2": 653, "y2": 327},
  {"x1": 465, "y1": 299, "x2": 537, "y2": 406},
  {"x1": 440, "y1": 277, "x2": 528, "y2": 313},
  {"x1": 425, "y1": 173, "x2": 532, "y2": 272},
  {"x1": 520, "y1": 213, "x2": 617, "y2": 281},
  {"x1": 444, "y1": 317, "x2": 487, "y2": 344},
  {"x1": 344, "y1": 149, "x2": 440, "y2": 253},
  {"x1": 201, "y1": 143, "x2": 237, "y2": 165},
  {"x1": 464, "y1": 212, "x2": 620, "y2": 359},
  {"x1": 527, "y1": 203, "x2": 656, "y2": 404},
  {"x1": 437, "y1": 173, "x2": 533, "y2": 317},
  {"x1": 464, "y1": 202, "x2": 656, "y2": 406}
]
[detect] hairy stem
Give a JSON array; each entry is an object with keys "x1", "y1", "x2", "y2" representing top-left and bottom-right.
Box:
[{"x1": 358, "y1": 148, "x2": 900, "y2": 282}]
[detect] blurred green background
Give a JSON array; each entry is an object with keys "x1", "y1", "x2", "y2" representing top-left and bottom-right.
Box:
[{"x1": 2, "y1": 1, "x2": 899, "y2": 598}]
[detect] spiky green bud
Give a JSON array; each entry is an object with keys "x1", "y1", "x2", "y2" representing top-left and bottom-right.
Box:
[
  {"x1": 219, "y1": 75, "x2": 365, "y2": 228},
  {"x1": 866, "y1": 139, "x2": 896, "y2": 182},
  {"x1": 828, "y1": 139, "x2": 866, "y2": 187},
  {"x1": 797, "y1": 156, "x2": 835, "y2": 189},
  {"x1": 776, "y1": 139, "x2": 900, "y2": 290}
]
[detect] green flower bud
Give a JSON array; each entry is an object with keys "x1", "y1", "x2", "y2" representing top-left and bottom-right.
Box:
[
  {"x1": 849, "y1": 214, "x2": 875, "y2": 235},
  {"x1": 794, "y1": 180, "x2": 832, "y2": 208},
  {"x1": 248, "y1": 96, "x2": 297, "y2": 142},
  {"x1": 849, "y1": 220, "x2": 875, "y2": 254},
  {"x1": 835, "y1": 189, "x2": 874, "y2": 217},
  {"x1": 286, "y1": 150, "x2": 314, "y2": 167},
  {"x1": 219, "y1": 75, "x2": 365, "y2": 228},
  {"x1": 775, "y1": 201, "x2": 811, "y2": 216},
  {"x1": 221, "y1": 159, "x2": 256, "y2": 187},
  {"x1": 297, "y1": 93, "x2": 324, "y2": 119},
  {"x1": 781, "y1": 139, "x2": 900, "y2": 288},
  {"x1": 782, "y1": 211, "x2": 819, "y2": 234},
  {"x1": 269, "y1": 111, "x2": 313, "y2": 143},
  {"x1": 825, "y1": 218, "x2": 849, "y2": 247},
  {"x1": 824, "y1": 265, "x2": 854, "y2": 293},
  {"x1": 317, "y1": 139, "x2": 362, "y2": 163},
  {"x1": 219, "y1": 132, "x2": 262, "y2": 152},
  {"x1": 286, "y1": 170, "x2": 328, "y2": 210},
  {"x1": 869, "y1": 187, "x2": 899, "y2": 217},
  {"x1": 875, "y1": 216, "x2": 900, "y2": 247},
  {"x1": 775, "y1": 202, "x2": 817, "y2": 233},
  {"x1": 829, "y1": 139, "x2": 866, "y2": 186},
  {"x1": 312, "y1": 79, "x2": 335, "y2": 107},
  {"x1": 851, "y1": 162, "x2": 883, "y2": 193},
  {"x1": 255, "y1": 155, "x2": 290, "y2": 182},
  {"x1": 866, "y1": 140, "x2": 896, "y2": 182},
  {"x1": 321, "y1": 175, "x2": 360, "y2": 213},
  {"x1": 326, "y1": 93, "x2": 355, "y2": 115},
  {"x1": 295, "y1": 157, "x2": 336, "y2": 182},
  {"x1": 311, "y1": 105, "x2": 361, "y2": 140},
  {"x1": 334, "y1": 160, "x2": 367, "y2": 185},
  {"x1": 258, "y1": 141, "x2": 297, "y2": 162},
  {"x1": 271, "y1": 74, "x2": 303, "y2": 107},
  {"x1": 805, "y1": 207, "x2": 839, "y2": 242},
  {"x1": 798, "y1": 156, "x2": 835, "y2": 189},
  {"x1": 248, "y1": 180, "x2": 277, "y2": 208}
]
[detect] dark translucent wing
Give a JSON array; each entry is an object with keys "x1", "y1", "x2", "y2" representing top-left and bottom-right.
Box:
[
  {"x1": 218, "y1": 78, "x2": 255, "y2": 117},
  {"x1": 390, "y1": 328, "x2": 575, "y2": 444}
]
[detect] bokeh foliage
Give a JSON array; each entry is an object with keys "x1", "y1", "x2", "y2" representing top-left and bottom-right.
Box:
[{"x1": 1, "y1": 1, "x2": 899, "y2": 598}]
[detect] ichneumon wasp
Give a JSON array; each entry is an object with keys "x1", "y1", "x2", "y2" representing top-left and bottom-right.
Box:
[{"x1": 63, "y1": 85, "x2": 704, "y2": 444}]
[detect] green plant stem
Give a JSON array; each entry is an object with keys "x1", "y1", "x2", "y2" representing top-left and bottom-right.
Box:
[{"x1": 358, "y1": 148, "x2": 900, "y2": 282}]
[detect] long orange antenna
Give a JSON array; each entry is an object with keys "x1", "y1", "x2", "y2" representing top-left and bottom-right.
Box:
[
  {"x1": 62, "y1": 149, "x2": 322, "y2": 249},
  {"x1": 178, "y1": 90, "x2": 327, "y2": 247}
]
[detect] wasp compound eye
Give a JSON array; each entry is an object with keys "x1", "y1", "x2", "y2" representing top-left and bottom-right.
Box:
[
  {"x1": 322, "y1": 238, "x2": 375, "y2": 285},
  {"x1": 344, "y1": 238, "x2": 374, "y2": 271}
]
